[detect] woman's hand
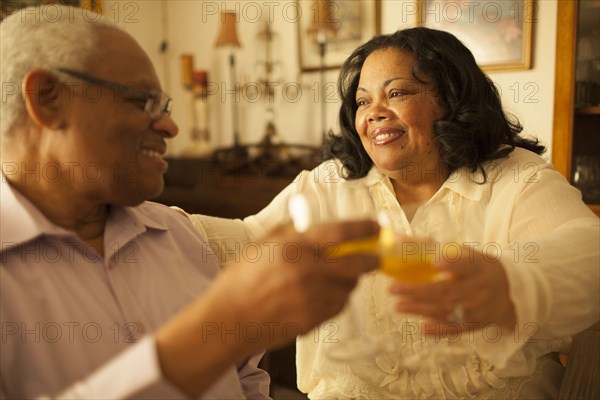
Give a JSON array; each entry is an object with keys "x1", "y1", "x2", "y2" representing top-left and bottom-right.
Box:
[{"x1": 389, "y1": 246, "x2": 516, "y2": 334}]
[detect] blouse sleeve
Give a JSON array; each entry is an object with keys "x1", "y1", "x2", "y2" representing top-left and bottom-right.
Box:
[
  {"x1": 185, "y1": 213, "x2": 255, "y2": 267},
  {"x1": 171, "y1": 178, "x2": 299, "y2": 267},
  {"x1": 475, "y1": 161, "x2": 599, "y2": 371},
  {"x1": 179, "y1": 164, "x2": 339, "y2": 252}
]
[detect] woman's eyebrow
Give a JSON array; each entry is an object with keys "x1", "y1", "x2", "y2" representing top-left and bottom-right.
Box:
[{"x1": 356, "y1": 76, "x2": 414, "y2": 94}]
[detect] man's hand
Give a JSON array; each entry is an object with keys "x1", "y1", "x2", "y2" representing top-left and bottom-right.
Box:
[{"x1": 218, "y1": 219, "x2": 380, "y2": 347}]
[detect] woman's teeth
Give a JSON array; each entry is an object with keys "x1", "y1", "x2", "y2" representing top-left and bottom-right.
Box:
[{"x1": 375, "y1": 133, "x2": 398, "y2": 140}]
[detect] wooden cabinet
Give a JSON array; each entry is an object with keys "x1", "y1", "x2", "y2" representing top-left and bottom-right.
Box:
[
  {"x1": 552, "y1": 0, "x2": 600, "y2": 216},
  {"x1": 154, "y1": 149, "x2": 320, "y2": 217}
]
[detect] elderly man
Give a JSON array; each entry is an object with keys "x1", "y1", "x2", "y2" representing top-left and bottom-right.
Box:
[{"x1": 0, "y1": 6, "x2": 378, "y2": 399}]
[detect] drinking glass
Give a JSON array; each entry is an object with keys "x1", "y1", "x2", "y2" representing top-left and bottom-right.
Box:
[
  {"x1": 381, "y1": 202, "x2": 457, "y2": 281},
  {"x1": 333, "y1": 202, "x2": 463, "y2": 368},
  {"x1": 378, "y1": 203, "x2": 469, "y2": 369}
]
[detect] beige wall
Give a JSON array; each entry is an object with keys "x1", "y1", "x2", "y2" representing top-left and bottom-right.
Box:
[{"x1": 105, "y1": 0, "x2": 558, "y2": 158}]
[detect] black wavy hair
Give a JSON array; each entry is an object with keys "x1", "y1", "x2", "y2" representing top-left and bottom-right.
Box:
[{"x1": 327, "y1": 27, "x2": 545, "y2": 180}]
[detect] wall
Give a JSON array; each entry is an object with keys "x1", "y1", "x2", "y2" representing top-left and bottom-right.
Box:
[{"x1": 104, "y1": 0, "x2": 558, "y2": 158}]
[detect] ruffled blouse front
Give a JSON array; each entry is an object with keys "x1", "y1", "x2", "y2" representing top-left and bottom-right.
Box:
[{"x1": 297, "y1": 272, "x2": 527, "y2": 400}]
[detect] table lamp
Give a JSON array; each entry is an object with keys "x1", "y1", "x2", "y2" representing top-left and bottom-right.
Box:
[
  {"x1": 307, "y1": 0, "x2": 338, "y2": 154},
  {"x1": 215, "y1": 11, "x2": 246, "y2": 156}
]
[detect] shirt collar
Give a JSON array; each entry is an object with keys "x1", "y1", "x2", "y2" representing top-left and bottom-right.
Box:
[
  {"x1": 0, "y1": 175, "x2": 70, "y2": 251},
  {"x1": 361, "y1": 165, "x2": 486, "y2": 202},
  {"x1": 365, "y1": 165, "x2": 387, "y2": 187},
  {"x1": 442, "y1": 167, "x2": 486, "y2": 201},
  {"x1": 0, "y1": 174, "x2": 168, "y2": 254},
  {"x1": 112, "y1": 203, "x2": 169, "y2": 232},
  {"x1": 335, "y1": 164, "x2": 396, "y2": 195}
]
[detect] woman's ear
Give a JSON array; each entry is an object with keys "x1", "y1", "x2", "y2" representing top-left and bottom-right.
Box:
[{"x1": 23, "y1": 69, "x2": 66, "y2": 130}]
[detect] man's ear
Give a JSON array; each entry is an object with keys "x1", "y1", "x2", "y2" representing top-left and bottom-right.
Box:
[{"x1": 23, "y1": 69, "x2": 66, "y2": 130}]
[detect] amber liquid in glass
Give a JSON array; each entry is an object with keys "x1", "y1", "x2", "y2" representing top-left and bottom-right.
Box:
[
  {"x1": 336, "y1": 230, "x2": 441, "y2": 283},
  {"x1": 379, "y1": 252, "x2": 438, "y2": 283}
]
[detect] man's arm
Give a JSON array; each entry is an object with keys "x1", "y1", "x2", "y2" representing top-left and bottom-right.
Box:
[
  {"x1": 19, "y1": 220, "x2": 376, "y2": 400},
  {"x1": 155, "y1": 220, "x2": 379, "y2": 398},
  {"x1": 54, "y1": 337, "x2": 188, "y2": 399}
]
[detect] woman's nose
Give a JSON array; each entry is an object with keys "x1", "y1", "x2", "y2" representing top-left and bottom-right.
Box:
[{"x1": 367, "y1": 100, "x2": 391, "y2": 123}]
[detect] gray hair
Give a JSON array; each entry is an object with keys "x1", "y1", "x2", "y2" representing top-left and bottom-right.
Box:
[{"x1": 0, "y1": 4, "x2": 118, "y2": 139}]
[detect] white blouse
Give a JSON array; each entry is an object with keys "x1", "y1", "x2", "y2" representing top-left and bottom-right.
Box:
[{"x1": 187, "y1": 148, "x2": 599, "y2": 399}]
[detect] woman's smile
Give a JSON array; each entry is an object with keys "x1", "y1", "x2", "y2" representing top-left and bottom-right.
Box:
[{"x1": 370, "y1": 127, "x2": 406, "y2": 146}]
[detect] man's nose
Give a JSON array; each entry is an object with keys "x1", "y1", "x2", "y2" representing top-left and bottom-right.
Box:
[{"x1": 152, "y1": 113, "x2": 178, "y2": 138}]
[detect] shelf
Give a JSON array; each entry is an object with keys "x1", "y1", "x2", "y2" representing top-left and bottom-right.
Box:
[{"x1": 575, "y1": 106, "x2": 600, "y2": 115}]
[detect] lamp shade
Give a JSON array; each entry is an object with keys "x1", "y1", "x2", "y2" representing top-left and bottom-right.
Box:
[
  {"x1": 215, "y1": 11, "x2": 241, "y2": 48},
  {"x1": 307, "y1": 0, "x2": 338, "y2": 35},
  {"x1": 180, "y1": 54, "x2": 194, "y2": 87}
]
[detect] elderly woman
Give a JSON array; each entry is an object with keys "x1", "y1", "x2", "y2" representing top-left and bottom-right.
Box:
[{"x1": 185, "y1": 28, "x2": 599, "y2": 399}]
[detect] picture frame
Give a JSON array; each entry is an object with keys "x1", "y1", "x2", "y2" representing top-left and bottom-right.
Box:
[
  {"x1": 80, "y1": 0, "x2": 102, "y2": 14},
  {"x1": 1, "y1": 0, "x2": 102, "y2": 20},
  {"x1": 417, "y1": 0, "x2": 535, "y2": 71},
  {"x1": 297, "y1": 0, "x2": 381, "y2": 72}
]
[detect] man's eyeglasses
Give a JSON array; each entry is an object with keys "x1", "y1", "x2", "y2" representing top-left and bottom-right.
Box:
[{"x1": 53, "y1": 67, "x2": 172, "y2": 120}]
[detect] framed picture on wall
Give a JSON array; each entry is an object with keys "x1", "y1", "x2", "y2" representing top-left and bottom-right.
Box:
[
  {"x1": 417, "y1": 0, "x2": 536, "y2": 71},
  {"x1": 80, "y1": 0, "x2": 102, "y2": 13},
  {"x1": 297, "y1": 0, "x2": 381, "y2": 72},
  {"x1": 1, "y1": 0, "x2": 103, "y2": 19}
]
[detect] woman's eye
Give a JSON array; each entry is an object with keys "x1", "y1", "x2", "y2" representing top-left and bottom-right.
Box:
[
  {"x1": 390, "y1": 90, "x2": 407, "y2": 98},
  {"x1": 356, "y1": 99, "x2": 368, "y2": 107}
]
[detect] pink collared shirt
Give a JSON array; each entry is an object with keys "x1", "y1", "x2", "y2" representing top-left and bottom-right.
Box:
[{"x1": 0, "y1": 176, "x2": 269, "y2": 399}]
